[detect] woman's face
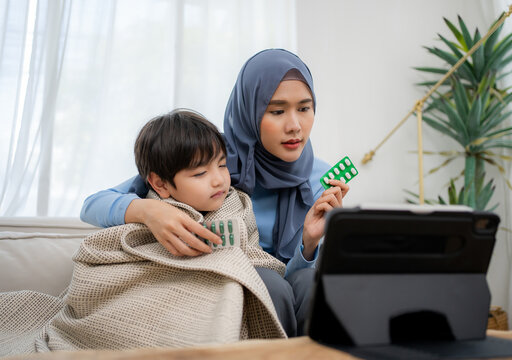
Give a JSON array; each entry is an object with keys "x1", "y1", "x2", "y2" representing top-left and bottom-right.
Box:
[{"x1": 260, "y1": 80, "x2": 314, "y2": 162}]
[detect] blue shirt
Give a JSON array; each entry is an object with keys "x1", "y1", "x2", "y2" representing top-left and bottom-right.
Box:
[{"x1": 80, "y1": 157, "x2": 331, "y2": 275}]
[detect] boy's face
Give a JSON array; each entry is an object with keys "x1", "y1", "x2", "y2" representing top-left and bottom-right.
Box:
[{"x1": 168, "y1": 152, "x2": 231, "y2": 212}]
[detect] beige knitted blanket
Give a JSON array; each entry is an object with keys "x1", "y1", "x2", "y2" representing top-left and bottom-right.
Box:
[{"x1": 0, "y1": 188, "x2": 286, "y2": 356}]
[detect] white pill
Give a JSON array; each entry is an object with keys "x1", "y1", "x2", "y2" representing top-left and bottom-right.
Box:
[
  {"x1": 351, "y1": 168, "x2": 357, "y2": 175},
  {"x1": 334, "y1": 168, "x2": 340, "y2": 175},
  {"x1": 328, "y1": 172, "x2": 335, "y2": 179},
  {"x1": 340, "y1": 177, "x2": 346, "y2": 183},
  {"x1": 339, "y1": 163, "x2": 345, "y2": 171},
  {"x1": 323, "y1": 177, "x2": 329, "y2": 183},
  {"x1": 345, "y1": 158, "x2": 351, "y2": 166},
  {"x1": 346, "y1": 173, "x2": 352, "y2": 180}
]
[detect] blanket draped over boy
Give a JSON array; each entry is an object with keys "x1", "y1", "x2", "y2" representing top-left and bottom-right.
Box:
[{"x1": 0, "y1": 188, "x2": 286, "y2": 356}]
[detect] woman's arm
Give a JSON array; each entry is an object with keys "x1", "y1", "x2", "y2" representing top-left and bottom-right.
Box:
[
  {"x1": 284, "y1": 241, "x2": 319, "y2": 278},
  {"x1": 284, "y1": 178, "x2": 348, "y2": 277},
  {"x1": 80, "y1": 176, "x2": 222, "y2": 256},
  {"x1": 80, "y1": 176, "x2": 145, "y2": 228}
]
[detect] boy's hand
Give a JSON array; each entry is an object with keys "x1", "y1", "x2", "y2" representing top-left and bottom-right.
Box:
[
  {"x1": 127, "y1": 199, "x2": 222, "y2": 256},
  {"x1": 302, "y1": 179, "x2": 349, "y2": 260}
]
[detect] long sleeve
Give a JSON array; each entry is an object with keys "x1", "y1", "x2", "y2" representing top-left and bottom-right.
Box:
[{"x1": 80, "y1": 175, "x2": 149, "y2": 228}]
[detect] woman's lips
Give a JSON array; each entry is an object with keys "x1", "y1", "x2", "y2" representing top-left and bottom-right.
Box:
[{"x1": 282, "y1": 139, "x2": 301, "y2": 149}]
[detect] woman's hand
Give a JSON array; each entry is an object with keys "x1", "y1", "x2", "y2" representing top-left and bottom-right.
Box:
[
  {"x1": 302, "y1": 179, "x2": 349, "y2": 260},
  {"x1": 125, "y1": 199, "x2": 222, "y2": 256}
]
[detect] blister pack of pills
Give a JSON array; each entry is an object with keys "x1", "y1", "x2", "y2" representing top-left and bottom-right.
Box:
[
  {"x1": 200, "y1": 219, "x2": 240, "y2": 249},
  {"x1": 320, "y1": 156, "x2": 358, "y2": 190}
]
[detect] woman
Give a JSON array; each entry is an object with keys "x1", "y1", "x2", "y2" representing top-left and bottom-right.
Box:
[{"x1": 80, "y1": 49, "x2": 349, "y2": 336}]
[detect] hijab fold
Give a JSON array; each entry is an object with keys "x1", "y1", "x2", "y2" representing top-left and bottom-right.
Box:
[{"x1": 223, "y1": 49, "x2": 316, "y2": 262}]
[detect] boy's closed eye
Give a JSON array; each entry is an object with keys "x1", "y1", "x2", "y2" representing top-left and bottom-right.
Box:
[{"x1": 192, "y1": 171, "x2": 206, "y2": 177}]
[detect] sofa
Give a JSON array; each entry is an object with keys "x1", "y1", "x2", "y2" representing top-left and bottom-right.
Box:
[
  {"x1": 2, "y1": 216, "x2": 512, "y2": 360},
  {"x1": 0, "y1": 217, "x2": 99, "y2": 296}
]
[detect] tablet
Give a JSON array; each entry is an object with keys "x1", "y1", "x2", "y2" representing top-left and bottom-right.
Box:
[
  {"x1": 307, "y1": 204, "x2": 500, "y2": 346},
  {"x1": 316, "y1": 204, "x2": 498, "y2": 275}
]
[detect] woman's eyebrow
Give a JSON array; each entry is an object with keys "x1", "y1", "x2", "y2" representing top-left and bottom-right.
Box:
[
  {"x1": 268, "y1": 98, "x2": 312, "y2": 105},
  {"x1": 268, "y1": 99, "x2": 287, "y2": 105}
]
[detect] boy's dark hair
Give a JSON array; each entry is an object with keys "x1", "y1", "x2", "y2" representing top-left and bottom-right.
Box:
[{"x1": 134, "y1": 109, "x2": 226, "y2": 188}]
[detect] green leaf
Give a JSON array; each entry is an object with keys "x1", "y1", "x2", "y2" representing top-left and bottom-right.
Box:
[
  {"x1": 484, "y1": 20, "x2": 503, "y2": 60},
  {"x1": 416, "y1": 80, "x2": 448, "y2": 87},
  {"x1": 482, "y1": 108, "x2": 512, "y2": 135},
  {"x1": 476, "y1": 179, "x2": 495, "y2": 210},
  {"x1": 482, "y1": 140, "x2": 512, "y2": 150},
  {"x1": 497, "y1": 53, "x2": 512, "y2": 71},
  {"x1": 496, "y1": 68, "x2": 512, "y2": 81},
  {"x1": 426, "y1": 47, "x2": 476, "y2": 84},
  {"x1": 444, "y1": 17, "x2": 467, "y2": 50},
  {"x1": 481, "y1": 92, "x2": 512, "y2": 126},
  {"x1": 483, "y1": 33, "x2": 512, "y2": 73},
  {"x1": 452, "y1": 79, "x2": 469, "y2": 119},
  {"x1": 458, "y1": 15, "x2": 474, "y2": 49},
  {"x1": 448, "y1": 179, "x2": 458, "y2": 204},
  {"x1": 481, "y1": 126, "x2": 512, "y2": 141},
  {"x1": 476, "y1": 71, "x2": 493, "y2": 96},
  {"x1": 482, "y1": 99, "x2": 510, "y2": 126},
  {"x1": 487, "y1": 203, "x2": 499, "y2": 212},
  {"x1": 422, "y1": 114, "x2": 461, "y2": 143},
  {"x1": 414, "y1": 66, "x2": 448, "y2": 75},
  {"x1": 472, "y1": 29, "x2": 485, "y2": 80},
  {"x1": 458, "y1": 183, "x2": 467, "y2": 205},
  {"x1": 467, "y1": 95, "x2": 482, "y2": 140},
  {"x1": 438, "y1": 98, "x2": 470, "y2": 141},
  {"x1": 478, "y1": 73, "x2": 495, "y2": 113},
  {"x1": 438, "y1": 33, "x2": 465, "y2": 59}
]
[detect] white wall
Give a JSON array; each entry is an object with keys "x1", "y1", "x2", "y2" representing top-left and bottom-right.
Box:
[{"x1": 296, "y1": 0, "x2": 511, "y2": 312}]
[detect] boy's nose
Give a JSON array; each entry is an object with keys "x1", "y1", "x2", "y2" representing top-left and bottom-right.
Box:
[{"x1": 211, "y1": 170, "x2": 224, "y2": 186}]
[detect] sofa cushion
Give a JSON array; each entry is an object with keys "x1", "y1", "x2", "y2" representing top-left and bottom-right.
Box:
[
  {"x1": 0, "y1": 218, "x2": 98, "y2": 297},
  {"x1": 0, "y1": 231, "x2": 86, "y2": 296}
]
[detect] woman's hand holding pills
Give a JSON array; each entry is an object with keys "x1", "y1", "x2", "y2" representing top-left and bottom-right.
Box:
[{"x1": 302, "y1": 179, "x2": 349, "y2": 260}]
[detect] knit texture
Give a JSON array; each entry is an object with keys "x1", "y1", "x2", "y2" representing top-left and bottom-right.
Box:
[{"x1": 0, "y1": 188, "x2": 286, "y2": 356}]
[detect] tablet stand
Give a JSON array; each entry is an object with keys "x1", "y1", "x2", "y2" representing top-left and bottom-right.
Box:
[{"x1": 310, "y1": 272, "x2": 490, "y2": 346}]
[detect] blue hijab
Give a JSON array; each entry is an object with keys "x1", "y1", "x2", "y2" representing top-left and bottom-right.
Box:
[{"x1": 223, "y1": 49, "x2": 316, "y2": 262}]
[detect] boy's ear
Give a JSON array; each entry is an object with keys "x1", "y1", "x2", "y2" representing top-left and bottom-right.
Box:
[{"x1": 147, "y1": 172, "x2": 172, "y2": 199}]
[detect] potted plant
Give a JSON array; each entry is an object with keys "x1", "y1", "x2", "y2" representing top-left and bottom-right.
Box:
[{"x1": 412, "y1": 14, "x2": 512, "y2": 210}]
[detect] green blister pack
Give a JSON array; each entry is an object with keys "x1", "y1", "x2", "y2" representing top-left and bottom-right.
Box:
[
  {"x1": 200, "y1": 219, "x2": 239, "y2": 249},
  {"x1": 320, "y1": 156, "x2": 358, "y2": 190}
]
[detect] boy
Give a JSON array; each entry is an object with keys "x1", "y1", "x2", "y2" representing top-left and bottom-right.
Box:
[
  {"x1": 0, "y1": 110, "x2": 287, "y2": 354},
  {"x1": 133, "y1": 108, "x2": 285, "y2": 273}
]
